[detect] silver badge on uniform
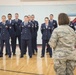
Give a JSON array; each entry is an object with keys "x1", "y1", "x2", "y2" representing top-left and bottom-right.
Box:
[
  {"x1": 48, "y1": 27, "x2": 50, "y2": 29},
  {"x1": 15, "y1": 24, "x2": 17, "y2": 25},
  {"x1": 10, "y1": 27, "x2": 12, "y2": 29},
  {"x1": 71, "y1": 24, "x2": 73, "y2": 26},
  {"x1": 53, "y1": 23, "x2": 55, "y2": 25},
  {"x1": 43, "y1": 28, "x2": 45, "y2": 29},
  {"x1": 12, "y1": 23, "x2": 14, "y2": 25},
  {"x1": 22, "y1": 26, "x2": 24, "y2": 27},
  {"x1": 35, "y1": 23, "x2": 36, "y2": 27},
  {"x1": 6, "y1": 26, "x2": 8, "y2": 28}
]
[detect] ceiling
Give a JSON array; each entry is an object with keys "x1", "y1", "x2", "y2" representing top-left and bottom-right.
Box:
[{"x1": 21, "y1": 0, "x2": 76, "y2": 2}]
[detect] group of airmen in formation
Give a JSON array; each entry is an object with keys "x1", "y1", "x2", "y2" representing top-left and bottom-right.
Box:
[{"x1": 0, "y1": 13, "x2": 76, "y2": 58}]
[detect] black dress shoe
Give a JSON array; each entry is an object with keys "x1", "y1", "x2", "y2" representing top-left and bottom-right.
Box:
[
  {"x1": 41, "y1": 56, "x2": 44, "y2": 58},
  {"x1": 29, "y1": 56, "x2": 32, "y2": 58},
  {"x1": 36, "y1": 50, "x2": 37, "y2": 53},
  {"x1": 50, "y1": 55, "x2": 52, "y2": 58},
  {"x1": 20, "y1": 56, "x2": 24, "y2": 58},
  {"x1": 0, "y1": 55, "x2": 3, "y2": 57},
  {"x1": 13, "y1": 54, "x2": 16, "y2": 56},
  {"x1": 5, "y1": 53, "x2": 8, "y2": 55},
  {"x1": 23, "y1": 53, "x2": 26, "y2": 55},
  {"x1": 9, "y1": 56, "x2": 11, "y2": 58}
]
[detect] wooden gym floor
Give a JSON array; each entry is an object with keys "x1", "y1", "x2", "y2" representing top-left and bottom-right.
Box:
[{"x1": 0, "y1": 46, "x2": 76, "y2": 75}]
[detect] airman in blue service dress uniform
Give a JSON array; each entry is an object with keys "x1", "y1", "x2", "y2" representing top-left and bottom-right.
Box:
[
  {"x1": 23, "y1": 15, "x2": 32, "y2": 55},
  {"x1": 28, "y1": 15, "x2": 35, "y2": 55},
  {"x1": 41, "y1": 17, "x2": 52, "y2": 58},
  {"x1": 0, "y1": 21, "x2": 1, "y2": 57},
  {"x1": 20, "y1": 16, "x2": 32, "y2": 58},
  {"x1": 13, "y1": 13, "x2": 22, "y2": 53},
  {"x1": 0, "y1": 15, "x2": 11, "y2": 58},
  {"x1": 49, "y1": 14, "x2": 57, "y2": 31},
  {"x1": 6, "y1": 13, "x2": 16, "y2": 55},
  {"x1": 31, "y1": 15, "x2": 39, "y2": 54},
  {"x1": 46, "y1": 14, "x2": 57, "y2": 53}
]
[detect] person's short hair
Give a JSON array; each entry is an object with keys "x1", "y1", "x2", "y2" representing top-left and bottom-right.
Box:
[
  {"x1": 50, "y1": 14, "x2": 53, "y2": 16},
  {"x1": 31, "y1": 14, "x2": 35, "y2": 17},
  {"x1": 45, "y1": 17, "x2": 49, "y2": 20},
  {"x1": 58, "y1": 13, "x2": 70, "y2": 25},
  {"x1": 15, "y1": 13, "x2": 19, "y2": 15},
  {"x1": 28, "y1": 15, "x2": 31, "y2": 17},
  {"x1": 8, "y1": 13, "x2": 12, "y2": 16},
  {"x1": 24, "y1": 15, "x2": 28, "y2": 18},
  {"x1": 2, "y1": 15, "x2": 6, "y2": 18}
]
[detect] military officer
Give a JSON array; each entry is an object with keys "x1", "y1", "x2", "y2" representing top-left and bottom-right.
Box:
[
  {"x1": 6, "y1": 13, "x2": 16, "y2": 55},
  {"x1": 41, "y1": 17, "x2": 52, "y2": 58},
  {"x1": 13, "y1": 13, "x2": 22, "y2": 52},
  {"x1": 31, "y1": 15, "x2": 39, "y2": 53},
  {"x1": 0, "y1": 15, "x2": 11, "y2": 58},
  {"x1": 20, "y1": 16, "x2": 32, "y2": 58},
  {"x1": 49, "y1": 13, "x2": 76, "y2": 75}
]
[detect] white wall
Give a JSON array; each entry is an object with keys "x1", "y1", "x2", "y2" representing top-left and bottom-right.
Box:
[
  {"x1": 0, "y1": 0, "x2": 76, "y2": 44},
  {"x1": 0, "y1": 0, "x2": 76, "y2": 5}
]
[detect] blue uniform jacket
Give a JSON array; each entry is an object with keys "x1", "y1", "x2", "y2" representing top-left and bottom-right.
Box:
[
  {"x1": 21, "y1": 22, "x2": 32, "y2": 40},
  {"x1": 13, "y1": 19, "x2": 22, "y2": 36},
  {"x1": 31, "y1": 20, "x2": 39, "y2": 38},
  {"x1": 0, "y1": 22, "x2": 10, "y2": 40},
  {"x1": 49, "y1": 20, "x2": 57, "y2": 31},
  {"x1": 6, "y1": 20, "x2": 16, "y2": 37},
  {"x1": 41, "y1": 23, "x2": 52, "y2": 40}
]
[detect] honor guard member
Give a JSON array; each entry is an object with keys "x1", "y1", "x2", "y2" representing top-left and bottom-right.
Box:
[
  {"x1": 20, "y1": 16, "x2": 32, "y2": 58},
  {"x1": 41, "y1": 17, "x2": 52, "y2": 58},
  {"x1": 0, "y1": 15, "x2": 11, "y2": 58},
  {"x1": 31, "y1": 15, "x2": 39, "y2": 53},
  {"x1": 6, "y1": 13, "x2": 16, "y2": 55},
  {"x1": 14, "y1": 13, "x2": 22, "y2": 52},
  {"x1": 28, "y1": 15, "x2": 35, "y2": 55}
]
